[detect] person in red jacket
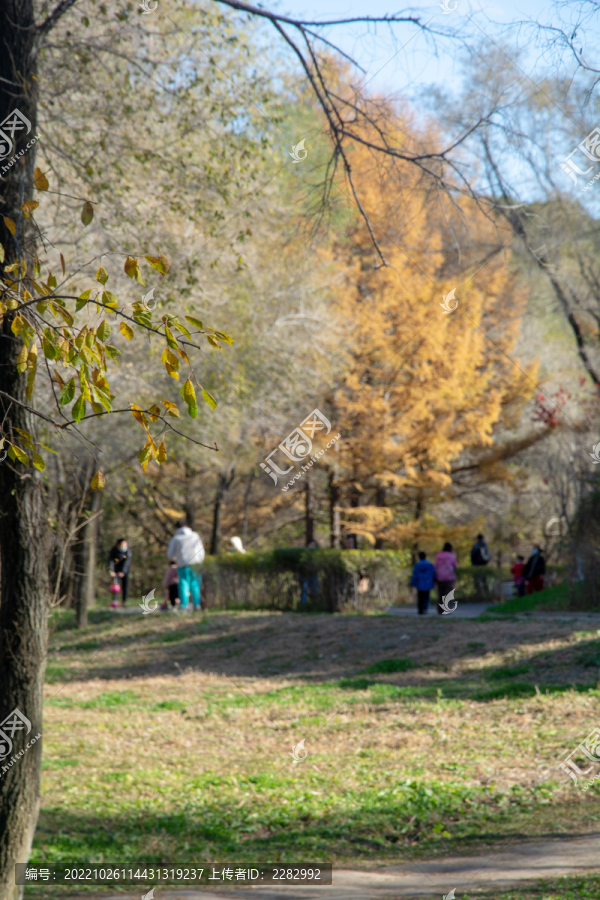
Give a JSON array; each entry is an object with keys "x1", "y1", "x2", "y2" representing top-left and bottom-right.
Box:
[{"x1": 511, "y1": 555, "x2": 526, "y2": 597}]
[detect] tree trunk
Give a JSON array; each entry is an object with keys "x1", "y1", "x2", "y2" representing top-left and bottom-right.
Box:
[
  {"x1": 184, "y1": 461, "x2": 196, "y2": 529},
  {"x1": 210, "y1": 469, "x2": 235, "y2": 555},
  {"x1": 374, "y1": 484, "x2": 386, "y2": 549},
  {"x1": 241, "y1": 471, "x2": 254, "y2": 548},
  {"x1": 328, "y1": 471, "x2": 341, "y2": 548},
  {"x1": 0, "y1": 3, "x2": 48, "y2": 898},
  {"x1": 77, "y1": 491, "x2": 102, "y2": 629},
  {"x1": 305, "y1": 475, "x2": 315, "y2": 544}
]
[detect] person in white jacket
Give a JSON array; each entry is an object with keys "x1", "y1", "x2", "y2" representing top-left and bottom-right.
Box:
[{"x1": 167, "y1": 520, "x2": 205, "y2": 610}]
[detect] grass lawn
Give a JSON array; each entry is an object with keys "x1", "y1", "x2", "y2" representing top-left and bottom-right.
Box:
[{"x1": 29, "y1": 603, "x2": 600, "y2": 897}]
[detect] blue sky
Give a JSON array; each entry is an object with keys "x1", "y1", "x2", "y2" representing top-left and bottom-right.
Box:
[{"x1": 280, "y1": 1, "x2": 573, "y2": 98}]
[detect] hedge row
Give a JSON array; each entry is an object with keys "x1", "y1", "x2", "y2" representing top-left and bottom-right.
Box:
[{"x1": 198, "y1": 549, "x2": 566, "y2": 612}]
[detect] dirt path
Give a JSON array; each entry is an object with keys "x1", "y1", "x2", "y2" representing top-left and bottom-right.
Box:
[{"x1": 91, "y1": 833, "x2": 600, "y2": 899}]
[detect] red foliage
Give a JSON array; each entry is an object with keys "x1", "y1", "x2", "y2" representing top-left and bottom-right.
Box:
[{"x1": 531, "y1": 386, "x2": 571, "y2": 428}]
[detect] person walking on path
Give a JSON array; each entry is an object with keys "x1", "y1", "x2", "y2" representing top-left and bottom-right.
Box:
[
  {"x1": 108, "y1": 538, "x2": 132, "y2": 607},
  {"x1": 524, "y1": 545, "x2": 545, "y2": 594},
  {"x1": 470, "y1": 533, "x2": 491, "y2": 600},
  {"x1": 167, "y1": 520, "x2": 205, "y2": 611},
  {"x1": 410, "y1": 551, "x2": 437, "y2": 615},
  {"x1": 435, "y1": 542, "x2": 458, "y2": 615},
  {"x1": 511, "y1": 555, "x2": 526, "y2": 597}
]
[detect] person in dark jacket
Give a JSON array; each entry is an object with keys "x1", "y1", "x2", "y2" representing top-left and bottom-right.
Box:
[
  {"x1": 524, "y1": 545, "x2": 545, "y2": 594},
  {"x1": 410, "y1": 551, "x2": 437, "y2": 615},
  {"x1": 470, "y1": 533, "x2": 491, "y2": 600},
  {"x1": 108, "y1": 538, "x2": 132, "y2": 606}
]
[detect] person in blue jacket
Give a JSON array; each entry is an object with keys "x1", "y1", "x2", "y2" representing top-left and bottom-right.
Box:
[{"x1": 410, "y1": 551, "x2": 437, "y2": 615}]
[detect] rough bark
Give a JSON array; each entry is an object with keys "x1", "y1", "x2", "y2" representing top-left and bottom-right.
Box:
[
  {"x1": 328, "y1": 471, "x2": 340, "y2": 549},
  {"x1": 77, "y1": 490, "x2": 101, "y2": 629},
  {"x1": 0, "y1": 4, "x2": 49, "y2": 897},
  {"x1": 210, "y1": 469, "x2": 235, "y2": 555},
  {"x1": 374, "y1": 484, "x2": 386, "y2": 549},
  {"x1": 305, "y1": 475, "x2": 315, "y2": 545}
]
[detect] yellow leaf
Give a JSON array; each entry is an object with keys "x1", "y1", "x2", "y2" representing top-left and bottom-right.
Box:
[
  {"x1": 60, "y1": 253, "x2": 66, "y2": 275},
  {"x1": 34, "y1": 168, "x2": 49, "y2": 191},
  {"x1": 159, "y1": 399, "x2": 180, "y2": 417},
  {"x1": 96, "y1": 267, "x2": 109, "y2": 285},
  {"x1": 16, "y1": 344, "x2": 28, "y2": 374},
  {"x1": 130, "y1": 403, "x2": 149, "y2": 429},
  {"x1": 124, "y1": 256, "x2": 145, "y2": 285},
  {"x1": 3, "y1": 216, "x2": 16, "y2": 236},
  {"x1": 120, "y1": 321, "x2": 134, "y2": 340},
  {"x1": 147, "y1": 404, "x2": 161, "y2": 422},
  {"x1": 20, "y1": 200, "x2": 39, "y2": 217},
  {"x1": 102, "y1": 290, "x2": 118, "y2": 309},
  {"x1": 32, "y1": 450, "x2": 45, "y2": 471},
  {"x1": 202, "y1": 388, "x2": 217, "y2": 410},
  {"x1": 27, "y1": 342, "x2": 38, "y2": 368},
  {"x1": 157, "y1": 440, "x2": 167, "y2": 463},
  {"x1": 91, "y1": 471, "x2": 106, "y2": 490},
  {"x1": 144, "y1": 254, "x2": 170, "y2": 275},
  {"x1": 8, "y1": 444, "x2": 29, "y2": 466}
]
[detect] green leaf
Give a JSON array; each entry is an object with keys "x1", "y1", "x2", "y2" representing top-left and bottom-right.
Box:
[
  {"x1": 72, "y1": 395, "x2": 86, "y2": 423},
  {"x1": 91, "y1": 383, "x2": 112, "y2": 412},
  {"x1": 59, "y1": 377, "x2": 75, "y2": 406},
  {"x1": 97, "y1": 319, "x2": 111, "y2": 343},
  {"x1": 185, "y1": 316, "x2": 204, "y2": 330},
  {"x1": 102, "y1": 290, "x2": 118, "y2": 309},
  {"x1": 82, "y1": 201, "x2": 94, "y2": 226},
  {"x1": 138, "y1": 442, "x2": 153, "y2": 472},
  {"x1": 38, "y1": 443, "x2": 57, "y2": 454},
  {"x1": 164, "y1": 324, "x2": 178, "y2": 350},
  {"x1": 144, "y1": 254, "x2": 170, "y2": 275},
  {"x1": 76, "y1": 289, "x2": 92, "y2": 312},
  {"x1": 26, "y1": 367, "x2": 36, "y2": 401},
  {"x1": 202, "y1": 388, "x2": 217, "y2": 410},
  {"x1": 32, "y1": 450, "x2": 45, "y2": 471},
  {"x1": 104, "y1": 344, "x2": 121, "y2": 361},
  {"x1": 172, "y1": 321, "x2": 191, "y2": 339},
  {"x1": 180, "y1": 378, "x2": 197, "y2": 419},
  {"x1": 42, "y1": 337, "x2": 58, "y2": 360},
  {"x1": 96, "y1": 267, "x2": 109, "y2": 285}
]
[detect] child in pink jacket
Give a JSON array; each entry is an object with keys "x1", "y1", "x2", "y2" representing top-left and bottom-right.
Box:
[
  {"x1": 161, "y1": 560, "x2": 180, "y2": 610},
  {"x1": 434, "y1": 542, "x2": 458, "y2": 615}
]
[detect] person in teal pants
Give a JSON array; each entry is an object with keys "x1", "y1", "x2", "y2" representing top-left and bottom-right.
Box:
[
  {"x1": 167, "y1": 520, "x2": 205, "y2": 610},
  {"x1": 178, "y1": 566, "x2": 202, "y2": 609}
]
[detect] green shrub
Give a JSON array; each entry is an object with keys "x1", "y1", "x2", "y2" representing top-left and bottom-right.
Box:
[{"x1": 363, "y1": 658, "x2": 416, "y2": 674}]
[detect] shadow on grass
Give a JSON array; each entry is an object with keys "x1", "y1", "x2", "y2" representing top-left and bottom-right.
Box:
[{"x1": 35, "y1": 774, "x2": 590, "y2": 867}]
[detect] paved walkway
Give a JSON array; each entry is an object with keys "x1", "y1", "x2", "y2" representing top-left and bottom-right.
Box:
[{"x1": 94, "y1": 833, "x2": 600, "y2": 899}]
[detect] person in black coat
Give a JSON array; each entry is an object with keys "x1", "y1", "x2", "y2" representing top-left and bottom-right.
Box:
[
  {"x1": 523, "y1": 545, "x2": 545, "y2": 594},
  {"x1": 108, "y1": 538, "x2": 132, "y2": 606}
]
